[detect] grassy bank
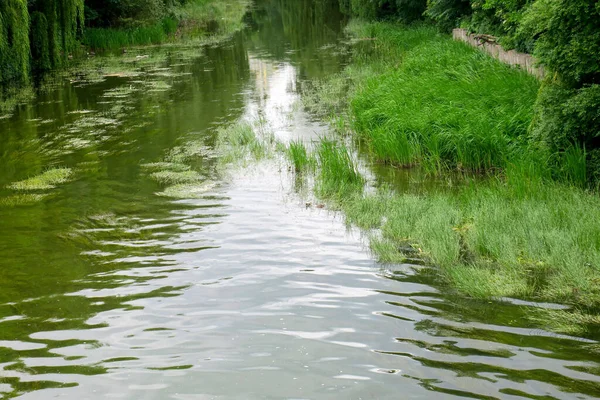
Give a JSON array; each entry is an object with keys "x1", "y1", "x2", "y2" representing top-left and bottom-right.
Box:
[
  {"x1": 83, "y1": 0, "x2": 250, "y2": 51},
  {"x1": 295, "y1": 21, "x2": 600, "y2": 336}
]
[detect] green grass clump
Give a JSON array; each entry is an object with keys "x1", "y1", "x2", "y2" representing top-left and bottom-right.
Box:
[
  {"x1": 216, "y1": 122, "x2": 275, "y2": 164},
  {"x1": 287, "y1": 141, "x2": 315, "y2": 174},
  {"x1": 315, "y1": 140, "x2": 364, "y2": 199},
  {"x1": 8, "y1": 167, "x2": 73, "y2": 190},
  {"x1": 330, "y1": 178, "x2": 600, "y2": 334}
]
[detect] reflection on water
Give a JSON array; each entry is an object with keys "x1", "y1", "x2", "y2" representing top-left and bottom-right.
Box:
[{"x1": 1, "y1": 0, "x2": 600, "y2": 399}]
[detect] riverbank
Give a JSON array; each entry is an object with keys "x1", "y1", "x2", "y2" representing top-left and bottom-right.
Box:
[
  {"x1": 84, "y1": 0, "x2": 250, "y2": 51},
  {"x1": 291, "y1": 21, "x2": 600, "y2": 336},
  {"x1": 0, "y1": 0, "x2": 250, "y2": 119}
]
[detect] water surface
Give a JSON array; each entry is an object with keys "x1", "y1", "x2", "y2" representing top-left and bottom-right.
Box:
[{"x1": 1, "y1": 1, "x2": 600, "y2": 399}]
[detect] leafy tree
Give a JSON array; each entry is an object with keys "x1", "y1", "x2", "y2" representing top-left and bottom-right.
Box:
[{"x1": 425, "y1": 0, "x2": 472, "y2": 32}]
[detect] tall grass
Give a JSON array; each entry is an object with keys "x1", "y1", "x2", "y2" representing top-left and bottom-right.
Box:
[
  {"x1": 351, "y1": 36, "x2": 539, "y2": 174},
  {"x1": 84, "y1": 18, "x2": 179, "y2": 50},
  {"x1": 287, "y1": 140, "x2": 315, "y2": 174},
  {"x1": 315, "y1": 140, "x2": 364, "y2": 199}
]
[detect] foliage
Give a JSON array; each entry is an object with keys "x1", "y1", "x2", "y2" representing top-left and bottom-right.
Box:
[
  {"x1": 520, "y1": 0, "x2": 600, "y2": 87},
  {"x1": 83, "y1": 18, "x2": 178, "y2": 50},
  {"x1": 425, "y1": 0, "x2": 472, "y2": 32},
  {"x1": 340, "y1": 0, "x2": 428, "y2": 22},
  {"x1": 468, "y1": 0, "x2": 534, "y2": 51},
  {"x1": 0, "y1": 0, "x2": 30, "y2": 85},
  {"x1": 345, "y1": 0, "x2": 600, "y2": 181}
]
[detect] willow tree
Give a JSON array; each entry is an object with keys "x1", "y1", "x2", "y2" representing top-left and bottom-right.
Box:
[
  {"x1": 28, "y1": 0, "x2": 85, "y2": 72},
  {"x1": 0, "y1": 0, "x2": 30, "y2": 85}
]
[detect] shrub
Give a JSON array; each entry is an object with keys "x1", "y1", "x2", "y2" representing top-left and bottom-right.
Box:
[
  {"x1": 425, "y1": 0, "x2": 472, "y2": 32},
  {"x1": 531, "y1": 83, "x2": 600, "y2": 183},
  {"x1": 341, "y1": 0, "x2": 428, "y2": 22},
  {"x1": 520, "y1": 0, "x2": 600, "y2": 87},
  {"x1": 468, "y1": 0, "x2": 534, "y2": 52}
]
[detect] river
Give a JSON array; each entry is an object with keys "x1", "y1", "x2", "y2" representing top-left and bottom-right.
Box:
[{"x1": 0, "y1": 0, "x2": 599, "y2": 399}]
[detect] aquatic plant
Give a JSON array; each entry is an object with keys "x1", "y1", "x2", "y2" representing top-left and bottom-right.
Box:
[
  {"x1": 315, "y1": 139, "x2": 364, "y2": 199},
  {"x1": 287, "y1": 141, "x2": 315, "y2": 174},
  {"x1": 0, "y1": 193, "x2": 50, "y2": 207},
  {"x1": 156, "y1": 181, "x2": 217, "y2": 198},
  {"x1": 216, "y1": 122, "x2": 275, "y2": 164},
  {"x1": 150, "y1": 170, "x2": 205, "y2": 185},
  {"x1": 8, "y1": 167, "x2": 73, "y2": 191}
]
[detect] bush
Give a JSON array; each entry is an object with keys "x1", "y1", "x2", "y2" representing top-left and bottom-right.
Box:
[
  {"x1": 341, "y1": 0, "x2": 428, "y2": 22},
  {"x1": 468, "y1": 0, "x2": 534, "y2": 52},
  {"x1": 531, "y1": 83, "x2": 600, "y2": 182},
  {"x1": 425, "y1": 0, "x2": 472, "y2": 32},
  {"x1": 520, "y1": 0, "x2": 600, "y2": 87}
]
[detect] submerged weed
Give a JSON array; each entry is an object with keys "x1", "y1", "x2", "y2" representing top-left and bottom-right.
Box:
[
  {"x1": 157, "y1": 181, "x2": 217, "y2": 198},
  {"x1": 140, "y1": 162, "x2": 191, "y2": 172},
  {"x1": 216, "y1": 122, "x2": 275, "y2": 164},
  {"x1": 0, "y1": 193, "x2": 50, "y2": 207},
  {"x1": 150, "y1": 170, "x2": 204, "y2": 185},
  {"x1": 8, "y1": 168, "x2": 73, "y2": 191}
]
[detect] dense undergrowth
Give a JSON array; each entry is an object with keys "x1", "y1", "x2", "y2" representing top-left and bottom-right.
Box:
[
  {"x1": 293, "y1": 21, "x2": 600, "y2": 336},
  {"x1": 83, "y1": 0, "x2": 250, "y2": 51},
  {"x1": 341, "y1": 0, "x2": 600, "y2": 186}
]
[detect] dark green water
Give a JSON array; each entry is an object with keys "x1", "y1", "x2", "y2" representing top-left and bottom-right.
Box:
[{"x1": 1, "y1": 1, "x2": 600, "y2": 398}]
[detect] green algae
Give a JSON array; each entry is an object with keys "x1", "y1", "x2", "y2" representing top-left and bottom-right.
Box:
[
  {"x1": 0, "y1": 193, "x2": 50, "y2": 207},
  {"x1": 156, "y1": 181, "x2": 217, "y2": 198},
  {"x1": 140, "y1": 162, "x2": 191, "y2": 173},
  {"x1": 8, "y1": 168, "x2": 73, "y2": 191},
  {"x1": 150, "y1": 170, "x2": 205, "y2": 185}
]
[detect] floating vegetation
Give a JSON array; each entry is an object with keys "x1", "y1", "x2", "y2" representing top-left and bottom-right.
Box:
[
  {"x1": 140, "y1": 162, "x2": 191, "y2": 172},
  {"x1": 102, "y1": 86, "x2": 140, "y2": 99},
  {"x1": 0, "y1": 193, "x2": 50, "y2": 207},
  {"x1": 216, "y1": 121, "x2": 276, "y2": 165},
  {"x1": 8, "y1": 168, "x2": 73, "y2": 191},
  {"x1": 145, "y1": 81, "x2": 172, "y2": 92},
  {"x1": 150, "y1": 170, "x2": 205, "y2": 185},
  {"x1": 67, "y1": 110, "x2": 95, "y2": 115},
  {"x1": 156, "y1": 181, "x2": 217, "y2": 198},
  {"x1": 167, "y1": 142, "x2": 216, "y2": 163},
  {"x1": 70, "y1": 117, "x2": 119, "y2": 128}
]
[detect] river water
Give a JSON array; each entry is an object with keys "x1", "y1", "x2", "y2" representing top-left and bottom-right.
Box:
[{"x1": 1, "y1": 1, "x2": 600, "y2": 399}]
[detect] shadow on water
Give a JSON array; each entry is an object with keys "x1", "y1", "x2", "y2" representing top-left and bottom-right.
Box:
[{"x1": 0, "y1": 0, "x2": 599, "y2": 399}]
